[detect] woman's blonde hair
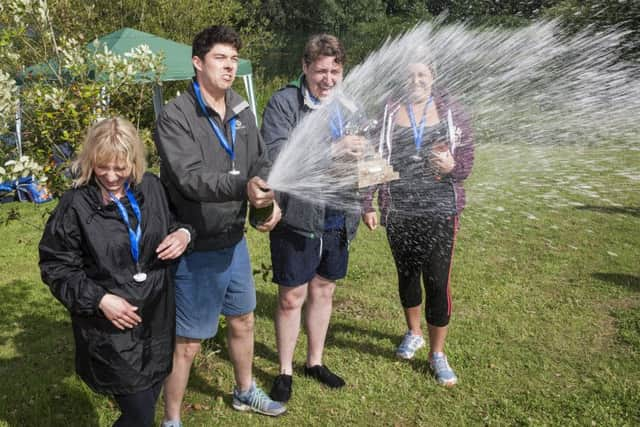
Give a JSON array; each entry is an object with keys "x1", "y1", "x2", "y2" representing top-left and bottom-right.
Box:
[{"x1": 72, "y1": 117, "x2": 146, "y2": 188}]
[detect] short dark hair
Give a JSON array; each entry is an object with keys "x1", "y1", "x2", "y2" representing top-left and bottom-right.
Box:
[
  {"x1": 192, "y1": 26, "x2": 242, "y2": 59},
  {"x1": 303, "y1": 34, "x2": 345, "y2": 66}
]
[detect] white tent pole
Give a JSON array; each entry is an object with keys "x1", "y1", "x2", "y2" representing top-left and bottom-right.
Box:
[
  {"x1": 15, "y1": 93, "x2": 22, "y2": 159},
  {"x1": 242, "y1": 74, "x2": 258, "y2": 127},
  {"x1": 152, "y1": 84, "x2": 164, "y2": 118},
  {"x1": 249, "y1": 74, "x2": 258, "y2": 126}
]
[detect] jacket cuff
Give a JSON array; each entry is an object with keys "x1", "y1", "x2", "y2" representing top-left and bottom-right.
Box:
[{"x1": 93, "y1": 286, "x2": 108, "y2": 317}]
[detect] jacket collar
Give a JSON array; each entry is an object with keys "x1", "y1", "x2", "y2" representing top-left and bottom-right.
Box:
[
  {"x1": 85, "y1": 177, "x2": 145, "y2": 212},
  {"x1": 297, "y1": 75, "x2": 324, "y2": 111},
  {"x1": 188, "y1": 79, "x2": 250, "y2": 122}
]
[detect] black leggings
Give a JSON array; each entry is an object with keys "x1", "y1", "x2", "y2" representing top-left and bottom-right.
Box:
[
  {"x1": 113, "y1": 381, "x2": 163, "y2": 427},
  {"x1": 387, "y1": 214, "x2": 457, "y2": 327}
]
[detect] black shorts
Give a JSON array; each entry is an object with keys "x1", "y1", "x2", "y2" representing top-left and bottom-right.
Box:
[{"x1": 270, "y1": 228, "x2": 349, "y2": 286}]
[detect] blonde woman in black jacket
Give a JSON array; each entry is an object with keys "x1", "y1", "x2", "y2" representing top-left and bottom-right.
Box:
[{"x1": 39, "y1": 117, "x2": 192, "y2": 427}]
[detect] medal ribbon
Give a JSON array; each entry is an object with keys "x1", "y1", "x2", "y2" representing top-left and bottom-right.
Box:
[
  {"x1": 193, "y1": 81, "x2": 237, "y2": 161},
  {"x1": 330, "y1": 104, "x2": 344, "y2": 140},
  {"x1": 407, "y1": 96, "x2": 433, "y2": 152},
  {"x1": 109, "y1": 184, "x2": 142, "y2": 268}
]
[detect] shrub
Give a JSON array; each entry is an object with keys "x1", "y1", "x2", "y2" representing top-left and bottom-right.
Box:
[{"x1": 0, "y1": 0, "x2": 164, "y2": 195}]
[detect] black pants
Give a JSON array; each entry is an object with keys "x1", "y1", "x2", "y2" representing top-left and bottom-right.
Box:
[
  {"x1": 387, "y1": 214, "x2": 457, "y2": 327},
  {"x1": 113, "y1": 381, "x2": 163, "y2": 427}
]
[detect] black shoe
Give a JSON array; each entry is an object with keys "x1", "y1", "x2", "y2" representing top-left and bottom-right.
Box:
[
  {"x1": 270, "y1": 374, "x2": 292, "y2": 402},
  {"x1": 303, "y1": 364, "x2": 345, "y2": 388}
]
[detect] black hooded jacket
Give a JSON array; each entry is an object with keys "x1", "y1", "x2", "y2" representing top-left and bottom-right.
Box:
[{"x1": 39, "y1": 172, "x2": 192, "y2": 395}]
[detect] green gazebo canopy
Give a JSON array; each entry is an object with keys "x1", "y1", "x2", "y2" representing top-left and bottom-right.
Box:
[{"x1": 89, "y1": 28, "x2": 253, "y2": 80}]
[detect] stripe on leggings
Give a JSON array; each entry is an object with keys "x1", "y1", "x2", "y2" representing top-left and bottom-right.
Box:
[{"x1": 446, "y1": 215, "x2": 459, "y2": 317}]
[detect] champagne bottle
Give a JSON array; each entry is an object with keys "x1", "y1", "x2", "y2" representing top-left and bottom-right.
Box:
[{"x1": 249, "y1": 202, "x2": 274, "y2": 228}]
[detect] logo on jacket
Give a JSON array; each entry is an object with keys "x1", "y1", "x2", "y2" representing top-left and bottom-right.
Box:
[{"x1": 235, "y1": 119, "x2": 244, "y2": 129}]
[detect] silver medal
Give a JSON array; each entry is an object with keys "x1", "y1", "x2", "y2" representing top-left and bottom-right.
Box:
[
  {"x1": 133, "y1": 272, "x2": 147, "y2": 282},
  {"x1": 229, "y1": 160, "x2": 240, "y2": 175}
]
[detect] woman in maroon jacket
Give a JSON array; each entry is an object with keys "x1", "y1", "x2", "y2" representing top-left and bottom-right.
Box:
[{"x1": 363, "y1": 62, "x2": 474, "y2": 387}]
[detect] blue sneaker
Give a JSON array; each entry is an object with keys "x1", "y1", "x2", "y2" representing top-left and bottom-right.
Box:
[
  {"x1": 396, "y1": 331, "x2": 426, "y2": 359},
  {"x1": 232, "y1": 381, "x2": 287, "y2": 417},
  {"x1": 429, "y1": 352, "x2": 458, "y2": 387}
]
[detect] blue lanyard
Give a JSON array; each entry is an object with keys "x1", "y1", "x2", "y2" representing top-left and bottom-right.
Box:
[
  {"x1": 407, "y1": 96, "x2": 433, "y2": 151},
  {"x1": 330, "y1": 104, "x2": 344, "y2": 140},
  {"x1": 193, "y1": 81, "x2": 237, "y2": 161},
  {"x1": 109, "y1": 184, "x2": 142, "y2": 266}
]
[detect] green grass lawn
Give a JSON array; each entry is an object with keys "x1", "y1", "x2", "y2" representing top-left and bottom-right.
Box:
[{"x1": 0, "y1": 142, "x2": 638, "y2": 426}]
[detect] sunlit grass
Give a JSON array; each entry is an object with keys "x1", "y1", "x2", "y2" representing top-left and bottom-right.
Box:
[{"x1": 0, "y1": 141, "x2": 638, "y2": 426}]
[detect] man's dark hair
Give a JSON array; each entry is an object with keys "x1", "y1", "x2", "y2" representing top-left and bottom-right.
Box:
[
  {"x1": 192, "y1": 26, "x2": 242, "y2": 59},
  {"x1": 303, "y1": 34, "x2": 346, "y2": 66}
]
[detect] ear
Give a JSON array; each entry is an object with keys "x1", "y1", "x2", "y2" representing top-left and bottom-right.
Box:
[
  {"x1": 302, "y1": 60, "x2": 308, "y2": 75},
  {"x1": 192, "y1": 56, "x2": 203, "y2": 73}
]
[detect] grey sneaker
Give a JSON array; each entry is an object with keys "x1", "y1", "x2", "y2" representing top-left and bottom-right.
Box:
[
  {"x1": 232, "y1": 381, "x2": 287, "y2": 417},
  {"x1": 429, "y1": 352, "x2": 458, "y2": 387},
  {"x1": 396, "y1": 331, "x2": 426, "y2": 359},
  {"x1": 161, "y1": 420, "x2": 182, "y2": 427}
]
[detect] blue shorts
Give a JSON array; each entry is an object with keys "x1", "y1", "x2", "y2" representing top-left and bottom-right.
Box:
[
  {"x1": 174, "y1": 238, "x2": 256, "y2": 339},
  {"x1": 270, "y1": 228, "x2": 349, "y2": 287}
]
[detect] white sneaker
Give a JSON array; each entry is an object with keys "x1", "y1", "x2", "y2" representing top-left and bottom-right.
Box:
[
  {"x1": 430, "y1": 352, "x2": 458, "y2": 387},
  {"x1": 395, "y1": 331, "x2": 426, "y2": 359}
]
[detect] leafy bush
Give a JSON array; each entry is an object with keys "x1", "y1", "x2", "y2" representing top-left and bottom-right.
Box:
[
  {"x1": 0, "y1": 155, "x2": 47, "y2": 183},
  {"x1": 0, "y1": 0, "x2": 164, "y2": 195}
]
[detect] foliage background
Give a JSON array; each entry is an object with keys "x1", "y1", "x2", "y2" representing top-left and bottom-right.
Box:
[{"x1": 2, "y1": 0, "x2": 639, "y2": 189}]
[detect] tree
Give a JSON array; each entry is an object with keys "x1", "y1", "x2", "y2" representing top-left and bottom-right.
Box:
[
  {"x1": 545, "y1": 0, "x2": 640, "y2": 61},
  {"x1": 39, "y1": 0, "x2": 274, "y2": 69}
]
